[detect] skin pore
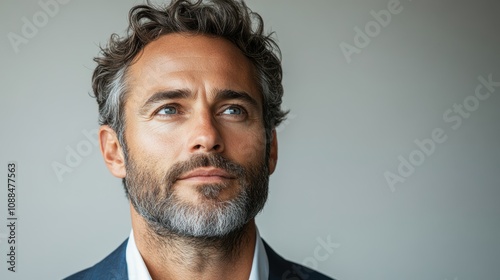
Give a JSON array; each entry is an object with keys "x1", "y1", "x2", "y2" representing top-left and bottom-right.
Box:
[{"x1": 98, "y1": 33, "x2": 278, "y2": 279}]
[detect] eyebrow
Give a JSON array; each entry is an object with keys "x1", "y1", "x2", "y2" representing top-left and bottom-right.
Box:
[
  {"x1": 138, "y1": 88, "x2": 260, "y2": 115},
  {"x1": 213, "y1": 89, "x2": 259, "y2": 109},
  {"x1": 139, "y1": 89, "x2": 190, "y2": 115}
]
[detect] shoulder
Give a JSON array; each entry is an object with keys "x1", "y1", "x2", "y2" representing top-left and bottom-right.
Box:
[
  {"x1": 64, "y1": 239, "x2": 129, "y2": 280},
  {"x1": 263, "y1": 240, "x2": 335, "y2": 280},
  {"x1": 64, "y1": 238, "x2": 335, "y2": 280}
]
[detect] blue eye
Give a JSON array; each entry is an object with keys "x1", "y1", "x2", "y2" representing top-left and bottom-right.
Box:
[
  {"x1": 222, "y1": 107, "x2": 243, "y2": 115},
  {"x1": 158, "y1": 106, "x2": 177, "y2": 115}
]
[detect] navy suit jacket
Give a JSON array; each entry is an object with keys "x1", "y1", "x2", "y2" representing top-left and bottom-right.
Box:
[{"x1": 65, "y1": 239, "x2": 334, "y2": 280}]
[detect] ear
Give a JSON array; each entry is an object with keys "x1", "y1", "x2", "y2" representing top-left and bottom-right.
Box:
[
  {"x1": 268, "y1": 129, "x2": 278, "y2": 175},
  {"x1": 99, "y1": 125, "x2": 126, "y2": 178}
]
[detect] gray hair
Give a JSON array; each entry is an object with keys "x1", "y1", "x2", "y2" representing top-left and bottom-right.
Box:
[{"x1": 92, "y1": 0, "x2": 287, "y2": 147}]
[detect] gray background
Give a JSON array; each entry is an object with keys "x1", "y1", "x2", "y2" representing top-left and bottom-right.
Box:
[{"x1": 1, "y1": 0, "x2": 499, "y2": 279}]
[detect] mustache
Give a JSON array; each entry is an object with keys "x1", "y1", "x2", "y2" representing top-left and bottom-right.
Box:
[{"x1": 164, "y1": 153, "x2": 245, "y2": 187}]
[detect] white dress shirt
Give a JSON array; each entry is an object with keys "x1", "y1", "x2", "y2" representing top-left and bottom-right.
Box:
[{"x1": 126, "y1": 228, "x2": 269, "y2": 280}]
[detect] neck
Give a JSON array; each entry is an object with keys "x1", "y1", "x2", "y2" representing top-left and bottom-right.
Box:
[{"x1": 130, "y1": 204, "x2": 256, "y2": 280}]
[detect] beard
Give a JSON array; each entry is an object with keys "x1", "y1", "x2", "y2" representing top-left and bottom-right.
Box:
[{"x1": 123, "y1": 151, "x2": 269, "y2": 239}]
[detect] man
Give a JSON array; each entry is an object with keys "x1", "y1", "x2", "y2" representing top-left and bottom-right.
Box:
[{"x1": 66, "y1": 0, "x2": 334, "y2": 279}]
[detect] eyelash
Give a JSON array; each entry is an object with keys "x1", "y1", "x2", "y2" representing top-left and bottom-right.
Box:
[
  {"x1": 153, "y1": 103, "x2": 248, "y2": 119},
  {"x1": 220, "y1": 104, "x2": 248, "y2": 116},
  {"x1": 155, "y1": 103, "x2": 181, "y2": 118}
]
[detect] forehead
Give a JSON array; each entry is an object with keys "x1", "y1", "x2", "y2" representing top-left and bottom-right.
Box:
[{"x1": 126, "y1": 33, "x2": 260, "y2": 100}]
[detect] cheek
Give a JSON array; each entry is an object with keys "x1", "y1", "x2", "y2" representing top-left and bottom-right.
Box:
[
  {"x1": 125, "y1": 125, "x2": 182, "y2": 169},
  {"x1": 228, "y1": 129, "x2": 267, "y2": 163}
]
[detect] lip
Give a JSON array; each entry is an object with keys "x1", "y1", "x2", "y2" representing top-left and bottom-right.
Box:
[{"x1": 177, "y1": 168, "x2": 236, "y2": 181}]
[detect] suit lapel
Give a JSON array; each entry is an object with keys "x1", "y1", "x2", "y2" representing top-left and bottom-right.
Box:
[{"x1": 94, "y1": 239, "x2": 129, "y2": 279}]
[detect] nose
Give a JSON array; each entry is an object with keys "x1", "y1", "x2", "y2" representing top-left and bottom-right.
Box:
[{"x1": 187, "y1": 111, "x2": 224, "y2": 154}]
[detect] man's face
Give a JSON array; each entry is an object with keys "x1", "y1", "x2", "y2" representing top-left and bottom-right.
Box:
[{"x1": 115, "y1": 34, "x2": 277, "y2": 237}]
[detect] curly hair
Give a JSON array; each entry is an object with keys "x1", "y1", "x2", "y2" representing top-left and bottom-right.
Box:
[{"x1": 92, "y1": 0, "x2": 287, "y2": 146}]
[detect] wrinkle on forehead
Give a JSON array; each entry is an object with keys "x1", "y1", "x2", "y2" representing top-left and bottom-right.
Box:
[
  {"x1": 126, "y1": 33, "x2": 261, "y2": 104},
  {"x1": 132, "y1": 33, "x2": 256, "y2": 77}
]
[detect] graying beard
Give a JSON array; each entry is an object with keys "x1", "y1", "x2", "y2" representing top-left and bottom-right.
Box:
[
  {"x1": 124, "y1": 152, "x2": 268, "y2": 243},
  {"x1": 149, "y1": 188, "x2": 250, "y2": 237}
]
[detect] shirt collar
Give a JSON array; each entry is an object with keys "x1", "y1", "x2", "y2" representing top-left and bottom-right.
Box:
[
  {"x1": 126, "y1": 228, "x2": 269, "y2": 280},
  {"x1": 126, "y1": 230, "x2": 151, "y2": 280}
]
